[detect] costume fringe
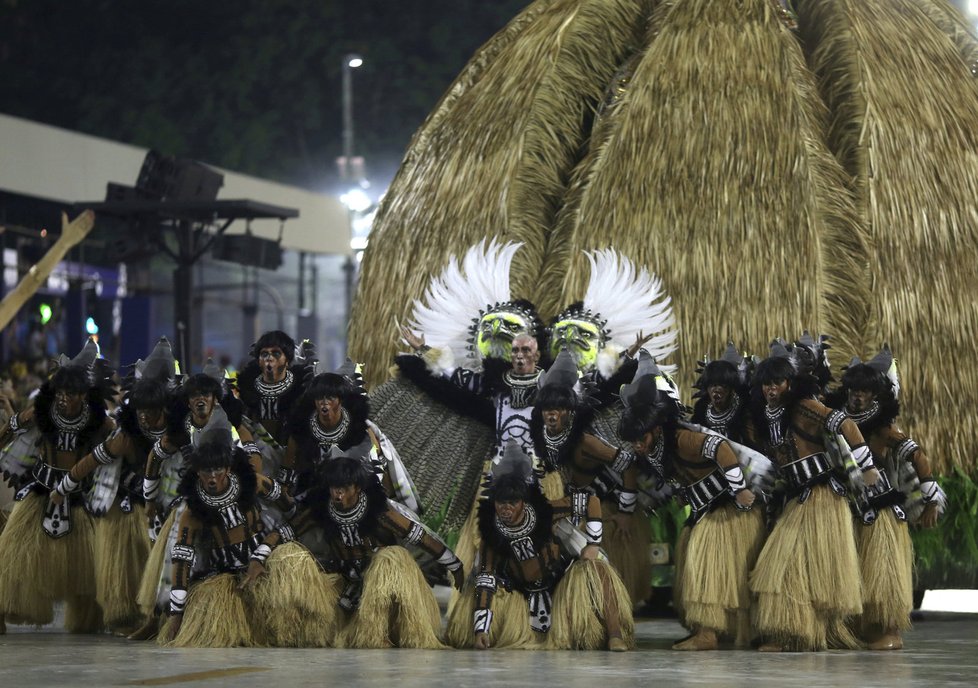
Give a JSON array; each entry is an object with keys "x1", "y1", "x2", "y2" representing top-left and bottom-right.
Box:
[
  {"x1": 64, "y1": 595, "x2": 103, "y2": 633},
  {"x1": 340, "y1": 546, "x2": 444, "y2": 649},
  {"x1": 547, "y1": 558, "x2": 635, "y2": 650},
  {"x1": 445, "y1": 581, "x2": 543, "y2": 650},
  {"x1": 350, "y1": 0, "x2": 654, "y2": 386},
  {"x1": 855, "y1": 508, "x2": 913, "y2": 633},
  {"x1": 250, "y1": 542, "x2": 339, "y2": 647},
  {"x1": 796, "y1": 0, "x2": 978, "y2": 475},
  {"x1": 447, "y1": 494, "x2": 483, "y2": 617},
  {"x1": 672, "y1": 524, "x2": 691, "y2": 624},
  {"x1": 750, "y1": 484, "x2": 862, "y2": 651},
  {"x1": 160, "y1": 573, "x2": 260, "y2": 648},
  {"x1": 0, "y1": 493, "x2": 98, "y2": 626},
  {"x1": 94, "y1": 502, "x2": 151, "y2": 630},
  {"x1": 539, "y1": 470, "x2": 565, "y2": 501},
  {"x1": 680, "y1": 503, "x2": 766, "y2": 645},
  {"x1": 601, "y1": 502, "x2": 652, "y2": 606},
  {"x1": 137, "y1": 507, "x2": 177, "y2": 615}
]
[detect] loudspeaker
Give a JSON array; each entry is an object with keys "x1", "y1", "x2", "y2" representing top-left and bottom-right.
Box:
[
  {"x1": 136, "y1": 150, "x2": 224, "y2": 202},
  {"x1": 211, "y1": 234, "x2": 283, "y2": 270}
]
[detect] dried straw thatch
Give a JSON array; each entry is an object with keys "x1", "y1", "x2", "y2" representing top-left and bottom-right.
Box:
[
  {"x1": 349, "y1": 0, "x2": 654, "y2": 385},
  {"x1": 353, "y1": 0, "x2": 978, "y2": 475},
  {"x1": 545, "y1": 0, "x2": 872, "y2": 392},
  {"x1": 796, "y1": 0, "x2": 978, "y2": 473}
]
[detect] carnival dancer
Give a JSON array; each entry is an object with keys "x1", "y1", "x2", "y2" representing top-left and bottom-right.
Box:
[
  {"x1": 528, "y1": 350, "x2": 647, "y2": 606},
  {"x1": 0, "y1": 338, "x2": 114, "y2": 632},
  {"x1": 283, "y1": 364, "x2": 418, "y2": 512},
  {"x1": 48, "y1": 355, "x2": 178, "y2": 633},
  {"x1": 236, "y1": 330, "x2": 316, "y2": 484},
  {"x1": 445, "y1": 441, "x2": 633, "y2": 651},
  {"x1": 157, "y1": 413, "x2": 326, "y2": 647},
  {"x1": 383, "y1": 240, "x2": 544, "y2": 545},
  {"x1": 619, "y1": 352, "x2": 769, "y2": 650},
  {"x1": 825, "y1": 345, "x2": 946, "y2": 650},
  {"x1": 135, "y1": 363, "x2": 265, "y2": 639},
  {"x1": 269, "y1": 455, "x2": 463, "y2": 649},
  {"x1": 747, "y1": 342, "x2": 881, "y2": 651},
  {"x1": 690, "y1": 343, "x2": 753, "y2": 445}
]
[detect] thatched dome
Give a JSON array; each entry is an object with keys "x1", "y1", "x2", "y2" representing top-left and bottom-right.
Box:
[{"x1": 350, "y1": 0, "x2": 978, "y2": 474}]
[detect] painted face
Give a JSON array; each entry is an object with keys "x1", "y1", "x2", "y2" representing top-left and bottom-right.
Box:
[
  {"x1": 762, "y1": 378, "x2": 790, "y2": 409},
  {"x1": 847, "y1": 388, "x2": 876, "y2": 414},
  {"x1": 510, "y1": 336, "x2": 540, "y2": 375},
  {"x1": 494, "y1": 498, "x2": 526, "y2": 527},
  {"x1": 549, "y1": 318, "x2": 602, "y2": 371},
  {"x1": 315, "y1": 396, "x2": 342, "y2": 428},
  {"x1": 330, "y1": 483, "x2": 361, "y2": 511},
  {"x1": 54, "y1": 389, "x2": 85, "y2": 418},
  {"x1": 631, "y1": 429, "x2": 659, "y2": 458},
  {"x1": 477, "y1": 311, "x2": 530, "y2": 360},
  {"x1": 136, "y1": 406, "x2": 165, "y2": 432},
  {"x1": 198, "y1": 466, "x2": 230, "y2": 496},
  {"x1": 541, "y1": 407, "x2": 572, "y2": 435},
  {"x1": 189, "y1": 391, "x2": 217, "y2": 424},
  {"x1": 707, "y1": 384, "x2": 734, "y2": 411},
  {"x1": 258, "y1": 347, "x2": 287, "y2": 382}
]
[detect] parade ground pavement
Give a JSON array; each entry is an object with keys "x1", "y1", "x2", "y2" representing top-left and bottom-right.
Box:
[{"x1": 2, "y1": 609, "x2": 975, "y2": 687}]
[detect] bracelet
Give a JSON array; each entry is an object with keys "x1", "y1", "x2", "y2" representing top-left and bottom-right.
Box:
[{"x1": 251, "y1": 543, "x2": 272, "y2": 564}]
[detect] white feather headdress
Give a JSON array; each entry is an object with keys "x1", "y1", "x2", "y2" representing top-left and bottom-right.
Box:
[
  {"x1": 408, "y1": 239, "x2": 531, "y2": 370},
  {"x1": 556, "y1": 249, "x2": 678, "y2": 376}
]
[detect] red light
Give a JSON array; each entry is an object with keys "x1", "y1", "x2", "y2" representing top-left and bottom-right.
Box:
[{"x1": 40, "y1": 229, "x2": 47, "y2": 238}]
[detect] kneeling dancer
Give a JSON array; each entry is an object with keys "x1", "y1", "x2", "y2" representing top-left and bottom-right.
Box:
[
  {"x1": 158, "y1": 419, "x2": 325, "y2": 647},
  {"x1": 446, "y1": 442, "x2": 633, "y2": 651},
  {"x1": 272, "y1": 455, "x2": 463, "y2": 648}
]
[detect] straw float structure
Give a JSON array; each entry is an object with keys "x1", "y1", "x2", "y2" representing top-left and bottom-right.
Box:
[
  {"x1": 353, "y1": 0, "x2": 978, "y2": 474},
  {"x1": 796, "y1": 0, "x2": 978, "y2": 473}
]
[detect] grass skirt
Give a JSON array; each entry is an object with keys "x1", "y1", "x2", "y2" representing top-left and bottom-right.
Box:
[
  {"x1": 602, "y1": 501, "x2": 653, "y2": 606},
  {"x1": 445, "y1": 581, "x2": 543, "y2": 649},
  {"x1": 160, "y1": 573, "x2": 259, "y2": 647},
  {"x1": 0, "y1": 493, "x2": 99, "y2": 629},
  {"x1": 673, "y1": 524, "x2": 692, "y2": 623},
  {"x1": 339, "y1": 545, "x2": 444, "y2": 649},
  {"x1": 548, "y1": 558, "x2": 635, "y2": 650},
  {"x1": 136, "y1": 506, "x2": 179, "y2": 616},
  {"x1": 750, "y1": 484, "x2": 862, "y2": 651},
  {"x1": 447, "y1": 491, "x2": 483, "y2": 617},
  {"x1": 855, "y1": 508, "x2": 913, "y2": 633},
  {"x1": 94, "y1": 502, "x2": 151, "y2": 630},
  {"x1": 680, "y1": 503, "x2": 766, "y2": 645},
  {"x1": 250, "y1": 542, "x2": 340, "y2": 647}
]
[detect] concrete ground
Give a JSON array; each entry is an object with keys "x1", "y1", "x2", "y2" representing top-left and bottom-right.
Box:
[{"x1": 2, "y1": 610, "x2": 975, "y2": 687}]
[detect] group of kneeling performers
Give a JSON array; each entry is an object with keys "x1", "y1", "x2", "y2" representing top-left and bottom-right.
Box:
[{"x1": 0, "y1": 242, "x2": 947, "y2": 652}]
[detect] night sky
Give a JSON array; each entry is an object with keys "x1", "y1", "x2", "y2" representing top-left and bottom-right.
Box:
[{"x1": 0, "y1": 0, "x2": 529, "y2": 193}]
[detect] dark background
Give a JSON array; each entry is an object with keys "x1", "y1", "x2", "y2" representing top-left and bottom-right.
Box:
[{"x1": 0, "y1": 0, "x2": 528, "y2": 192}]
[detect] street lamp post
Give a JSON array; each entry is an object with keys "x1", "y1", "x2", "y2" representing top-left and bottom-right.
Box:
[
  {"x1": 341, "y1": 53, "x2": 363, "y2": 182},
  {"x1": 340, "y1": 53, "x2": 363, "y2": 330}
]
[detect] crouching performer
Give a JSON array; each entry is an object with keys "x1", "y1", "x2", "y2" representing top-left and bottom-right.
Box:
[
  {"x1": 446, "y1": 442, "x2": 634, "y2": 651},
  {"x1": 158, "y1": 416, "x2": 328, "y2": 647},
  {"x1": 269, "y1": 455, "x2": 462, "y2": 648},
  {"x1": 618, "y1": 353, "x2": 769, "y2": 650}
]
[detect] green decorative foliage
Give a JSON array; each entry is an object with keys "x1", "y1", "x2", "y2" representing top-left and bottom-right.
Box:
[{"x1": 911, "y1": 468, "x2": 978, "y2": 591}]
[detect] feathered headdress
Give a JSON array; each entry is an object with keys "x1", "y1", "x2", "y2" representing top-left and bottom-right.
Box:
[
  {"x1": 550, "y1": 249, "x2": 677, "y2": 377},
  {"x1": 620, "y1": 349, "x2": 684, "y2": 413},
  {"x1": 134, "y1": 337, "x2": 178, "y2": 384},
  {"x1": 407, "y1": 239, "x2": 540, "y2": 371},
  {"x1": 693, "y1": 342, "x2": 751, "y2": 398}
]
